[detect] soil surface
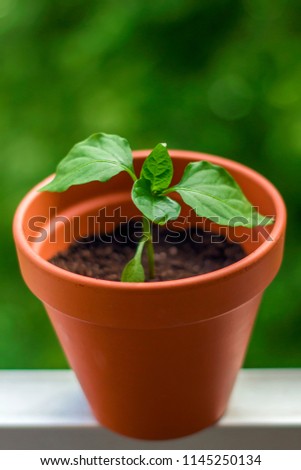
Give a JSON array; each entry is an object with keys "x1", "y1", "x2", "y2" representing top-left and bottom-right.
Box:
[{"x1": 49, "y1": 221, "x2": 246, "y2": 282}]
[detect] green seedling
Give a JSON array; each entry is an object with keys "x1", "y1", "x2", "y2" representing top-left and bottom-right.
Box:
[{"x1": 40, "y1": 133, "x2": 274, "y2": 282}]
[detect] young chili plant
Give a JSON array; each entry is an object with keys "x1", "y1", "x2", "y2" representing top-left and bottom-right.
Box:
[{"x1": 40, "y1": 133, "x2": 273, "y2": 282}]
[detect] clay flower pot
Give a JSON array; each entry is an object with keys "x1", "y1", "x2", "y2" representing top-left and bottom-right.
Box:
[{"x1": 13, "y1": 151, "x2": 286, "y2": 440}]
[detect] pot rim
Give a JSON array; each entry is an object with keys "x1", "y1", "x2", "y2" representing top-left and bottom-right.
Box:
[{"x1": 13, "y1": 150, "x2": 286, "y2": 291}]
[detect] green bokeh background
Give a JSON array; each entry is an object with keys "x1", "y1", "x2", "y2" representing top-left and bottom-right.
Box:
[{"x1": 1, "y1": 0, "x2": 300, "y2": 368}]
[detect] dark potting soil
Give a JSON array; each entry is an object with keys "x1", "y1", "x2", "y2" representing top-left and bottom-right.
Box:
[{"x1": 49, "y1": 221, "x2": 246, "y2": 282}]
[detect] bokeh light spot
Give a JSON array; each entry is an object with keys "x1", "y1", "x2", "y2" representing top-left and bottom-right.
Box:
[{"x1": 208, "y1": 75, "x2": 253, "y2": 121}]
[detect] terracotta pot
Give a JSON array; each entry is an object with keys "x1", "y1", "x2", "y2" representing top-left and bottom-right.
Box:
[{"x1": 13, "y1": 151, "x2": 286, "y2": 440}]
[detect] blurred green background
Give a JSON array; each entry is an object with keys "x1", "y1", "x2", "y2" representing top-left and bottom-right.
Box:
[{"x1": 1, "y1": 0, "x2": 300, "y2": 368}]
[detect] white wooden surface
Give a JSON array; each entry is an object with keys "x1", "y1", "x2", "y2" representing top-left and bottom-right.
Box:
[{"x1": 0, "y1": 369, "x2": 300, "y2": 449}]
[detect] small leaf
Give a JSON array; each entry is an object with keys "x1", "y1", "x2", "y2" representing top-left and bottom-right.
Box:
[
  {"x1": 132, "y1": 178, "x2": 181, "y2": 225},
  {"x1": 40, "y1": 133, "x2": 136, "y2": 192},
  {"x1": 140, "y1": 143, "x2": 173, "y2": 191},
  {"x1": 121, "y1": 238, "x2": 147, "y2": 282},
  {"x1": 170, "y1": 161, "x2": 274, "y2": 227}
]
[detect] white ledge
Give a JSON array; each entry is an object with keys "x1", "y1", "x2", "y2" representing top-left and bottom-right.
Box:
[{"x1": 0, "y1": 369, "x2": 300, "y2": 450}]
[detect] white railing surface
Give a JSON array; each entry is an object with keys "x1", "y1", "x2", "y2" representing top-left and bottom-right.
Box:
[{"x1": 0, "y1": 369, "x2": 300, "y2": 450}]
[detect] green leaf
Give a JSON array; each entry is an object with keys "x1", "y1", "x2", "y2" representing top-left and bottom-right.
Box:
[
  {"x1": 169, "y1": 161, "x2": 274, "y2": 227},
  {"x1": 40, "y1": 133, "x2": 136, "y2": 192},
  {"x1": 132, "y1": 178, "x2": 181, "y2": 225},
  {"x1": 140, "y1": 143, "x2": 173, "y2": 191},
  {"x1": 121, "y1": 238, "x2": 147, "y2": 283}
]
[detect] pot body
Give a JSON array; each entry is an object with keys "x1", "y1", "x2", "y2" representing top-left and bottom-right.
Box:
[
  {"x1": 45, "y1": 295, "x2": 261, "y2": 440},
  {"x1": 13, "y1": 151, "x2": 286, "y2": 440}
]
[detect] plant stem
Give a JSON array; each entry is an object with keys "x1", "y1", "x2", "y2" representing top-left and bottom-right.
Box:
[
  {"x1": 162, "y1": 186, "x2": 176, "y2": 195},
  {"x1": 142, "y1": 216, "x2": 155, "y2": 279},
  {"x1": 127, "y1": 167, "x2": 138, "y2": 181}
]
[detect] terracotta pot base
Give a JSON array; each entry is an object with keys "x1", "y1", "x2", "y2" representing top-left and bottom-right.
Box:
[{"x1": 45, "y1": 292, "x2": 261, "y2": 440}]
